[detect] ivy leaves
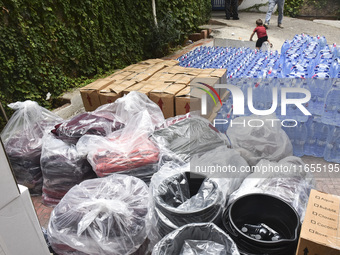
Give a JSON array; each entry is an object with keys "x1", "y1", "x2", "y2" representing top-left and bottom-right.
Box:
[{"x1": 0, "y1": 0, "x2": 211, "y2": 130}]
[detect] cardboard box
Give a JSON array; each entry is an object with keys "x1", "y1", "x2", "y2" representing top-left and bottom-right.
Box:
[
  {"x1": 140, "y1": 58, "x2": 164, "y2": 65},
  {"x1": 138, "y1": 81, "x2": 163, "y2": 96},
  {"x1": 108, "y1": 71, "x2": 134, "y2": 81},
  {"x1": 148, "y1": 72, "x2": 176, "y2": 83},
  {"x1": 80, "y1": 78, "x2": 116, "y2": 111},
  {"x1": 175, "y1": 86, "x2": 208, "y2": 116},
  {"x1": 210, "y1": 69, "x2": 227, "y2": 84},
  {"x1": 170, "y1": 74, "x2": 193, "y2": 85},
  {"x1": 0, "y1": 139, "x2": 19, "y2": 210},
  {"x1": 150, "y1": 84, "x2": 186, "y2": 118},
  {"x1": 122, "y1": 82, "x2": 146, "y2": 95},
  {"x1": 0, "y1": 185, "x2": 50, "y2": 254},
  {"x1": 99, "y1": 80, "x2": 136, "y2": 105},
  {"x1": 296, "y1": 189, "x2": 340, "y2": 255}
]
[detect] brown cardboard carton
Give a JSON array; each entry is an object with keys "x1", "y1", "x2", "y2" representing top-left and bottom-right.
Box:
[
  {"x1": 163, "y1": 59, "x2": 180, "y2": 66},
  {"x1": 296, "y1": 189, "x2": 340, "y2": 255},
  {"x1": 130, "y1": 63, "x2": 168, "y2": 82},
  {"x1": 140, "y1": 58, "x2": 165, "y2": 65},
  {"x1": 80, "y1": 78, "x2": 116, "y2": 111},
  {"x1": 122, "y1": 82, "x2": 146, "y2": 95},
  {"x1": 137, "y1": 81, "x2": 163, "y2": 96},
  {"x1": 148, "y1": 72, "x2": 176, "y2": 83},
  {"x1": 170, "y1": 74, "x2": 193, "y2": 85},
  {"x1": 149, "y1": 84, "x2": 186, "y2": 118},
  {"x1": 186, "y1": 68, "x2": 203, "y2": 76},
  {"x1": 175, "y1": 85, "x2": 210, "y2": 116},
  {"x1": 210, "y1": 68, "x2": 227, "y2": 84},
  {"x1": 98, "y1": 80, "x2": 137, "y2": 105},
  {"x1": 169, "y1": 66, "x2": 189, "y2": 74},
  {"x1": 123, "y1": 63, "x2": 148, "y2": 73},
  {"x1": 108, "y1": 71, "x2": 134, "y2": 81}
]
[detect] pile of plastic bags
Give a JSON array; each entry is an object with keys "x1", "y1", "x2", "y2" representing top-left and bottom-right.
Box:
[
  {"x1": 1, "y1": 91, "x2": 316, "y2": 255},
  {"x1": 1, "y1": 101, "x2": 62, "y2": 195}
]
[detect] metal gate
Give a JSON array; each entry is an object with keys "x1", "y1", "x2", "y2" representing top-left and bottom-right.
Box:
[{"x1": 211, "y1": 0, "x2": 225, "y2": 10}]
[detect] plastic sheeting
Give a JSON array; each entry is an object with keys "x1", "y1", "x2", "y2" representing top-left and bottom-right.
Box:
[
  {"x1": 0, "y1": 100, "x2": 62, "y2": 194},
  {"x1": 48, "y1": 174, "x2": 151, "y2": 255},
  {"x1": 189, "y1": 146, "x2": 250, "y2": 198},
  {"x1": 152, "y1": 116, "x2": 230, "y2": 162},
  {"x1": 81, "y1": 133, "x2": 160, "y2": 182},
  {"x1": 157, "y1": 113, "x2": 191, "y2": 129},
  {"x1": 151, "y1": 164, "x2": 223, "y2": 238},
  {"x1": 227, "y1": 114, "x2": 293, "y2": 166},
  {"x1": 150, "y1": 147, "x2": 249, "y2": 239},
  {"x1": 228, "y1": 156, "x2": 314, "y2": 220},
  {"x1": 152, "y1": 223, "x2": 240, "y2": 255},
  {"x1": 41, "y1": 134, "x2": 96, "y2": 206},
  {"x1": 96, "y1": 91, "x2": 165, "y2": 130},
  {"x1": 76, "y1": 92, "x2": 168, "y2": 183},
  {"x1": 51, "y1": 111, "x2": 124, "y2": 144},
  {"x1": 180, "y1": 240, "x2": 227, "y2": 255}
]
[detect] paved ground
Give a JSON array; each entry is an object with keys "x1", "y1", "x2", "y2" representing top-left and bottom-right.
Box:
[
  {"x1": 205, "y1": 11, "x2": 340, "y2": 52},
  {"x1": 34, "y1": 12, "x2": 340, "y2": 229}
]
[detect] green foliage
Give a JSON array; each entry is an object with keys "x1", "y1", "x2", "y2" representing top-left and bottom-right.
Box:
[
  {"x1": 0, "y1": 0, "x2": 211, "y2": 129},
  {"x1": 284, "y1": 0, "x2": 304, "y2": 17},
  {"x1": 306, "y1": 0, "x2": 327, "y2": 9}
]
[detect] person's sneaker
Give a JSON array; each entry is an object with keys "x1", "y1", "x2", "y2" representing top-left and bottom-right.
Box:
[
  {"x1": 226, "y1": 16, "x2": 230, "y2": 20},
  {"x1": 264, "y1": 23, "x2": 269, "y2": 29},
  {"x1": 233, "y1": 16, "x2": 239, "y2": 20},
  {"x1": 278, "y1": 24, "x2": 284, "y2": 28}
]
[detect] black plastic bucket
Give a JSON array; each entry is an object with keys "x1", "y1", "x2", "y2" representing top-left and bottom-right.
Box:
[
  {"x1": 223, "y1": 193, "x2": 300, "y2": 255},
  {"x1": 154, "y1": 172, "x2": 223, "y2": 237}
]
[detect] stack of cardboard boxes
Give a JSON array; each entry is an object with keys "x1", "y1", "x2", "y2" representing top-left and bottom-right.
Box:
[{"x1": 80, "y1": 59, "x2": 228, "y2": 119}]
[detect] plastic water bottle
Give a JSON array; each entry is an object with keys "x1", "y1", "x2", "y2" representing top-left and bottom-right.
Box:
[
  {"x1": 292, "y1": 121, "x2": 308, "y2": 157},
  {"x1": 330, "y1": 59, "x2": 339, "y2": 78},
  {"x1": 322, "y1": 81, "x2": 340, "y2": 126},
  {"x1": 251, "y1": 79, "x2": 265, "y2": 111},
  {"x1": 315, "y1": 119, "x2": 330, "y2": 157},
  {"x1": 305, "y1": 116, "x2": 330, "y2": 157},
  {"x1": 309, "y1": 73, "x2": 331, "y2": 115},
  {"x1": 284, "y1": 75, "x2": 309, "y2": 122},
  {"x1": 281, "y1": 40, "x2": 290, "y2": 55},
  {"x1": 304, "y1": 117, "x2": 317, "y2": 156},
  {"x1": 324, "y1": 126, "x2": 340, "y2": 163}
]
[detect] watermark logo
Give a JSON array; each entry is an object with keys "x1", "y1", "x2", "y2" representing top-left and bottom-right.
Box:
[
  {"x1": 196, "y1": 82, "x2": 222, "y2": 115},
  {"x1": 201, "y1": 84, "x2": 311, "y2": 116}
]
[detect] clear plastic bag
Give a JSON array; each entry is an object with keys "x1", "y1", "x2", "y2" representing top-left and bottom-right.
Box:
[
  {"x1": 180, "y1": 240, "x2": 227, "y2": 255},
  {"x1": 76, "y1": 105, "x2": 167, "y2": 183},
  {"x1": 227, "y1": 114, "x2": 293, "y2": 166},
  {"x1": 0, "y1": 100, "x2": 62, "y2": 194},
  {"x1": 150, "y1": 146, "x2": 249, "y2": 240},
  {"x1": 157, "y1": 113, "x2": 191, "y2": 129},
  {"x1": 41, "y1": 134, "x2": 96, "y2": 206},
  {"x1": 190, "y1": 146, "x2": 250, "y2": 198},
  {"x1": 152, "y1": 223, "x2": 240, "y2": 255},
  {"x1": 96, "y1": 91, "x2": 165, "y2": 130},
  {"x1": 152, "y1": 116, "x2": 230, "y2": 162},
  {"x1": 151, "y1": 164, "x2": 224, "y2": 238},
  {"x1": 48, "y1": 174, "x2": 151, "y2": 255},
  {"x1": 228, "y1": 156, "x2": 315, "y2": 220},
  {"x1": 51, "y1": 111, "x2": 124, "y2": 144}
]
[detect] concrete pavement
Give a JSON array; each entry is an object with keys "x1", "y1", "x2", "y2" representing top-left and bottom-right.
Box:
[{"x1": 204, "y1": 11, "x2": 340, "y2": 52}]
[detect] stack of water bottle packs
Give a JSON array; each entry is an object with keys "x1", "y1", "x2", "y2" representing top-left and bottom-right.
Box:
[{"x1": 178, "y1": 34, "x2": 340, "y2": 163}]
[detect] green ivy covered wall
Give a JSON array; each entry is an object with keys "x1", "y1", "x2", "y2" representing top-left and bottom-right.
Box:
[{"x1": 0, "y1": 0, "x2": 211, "y2": 127}]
